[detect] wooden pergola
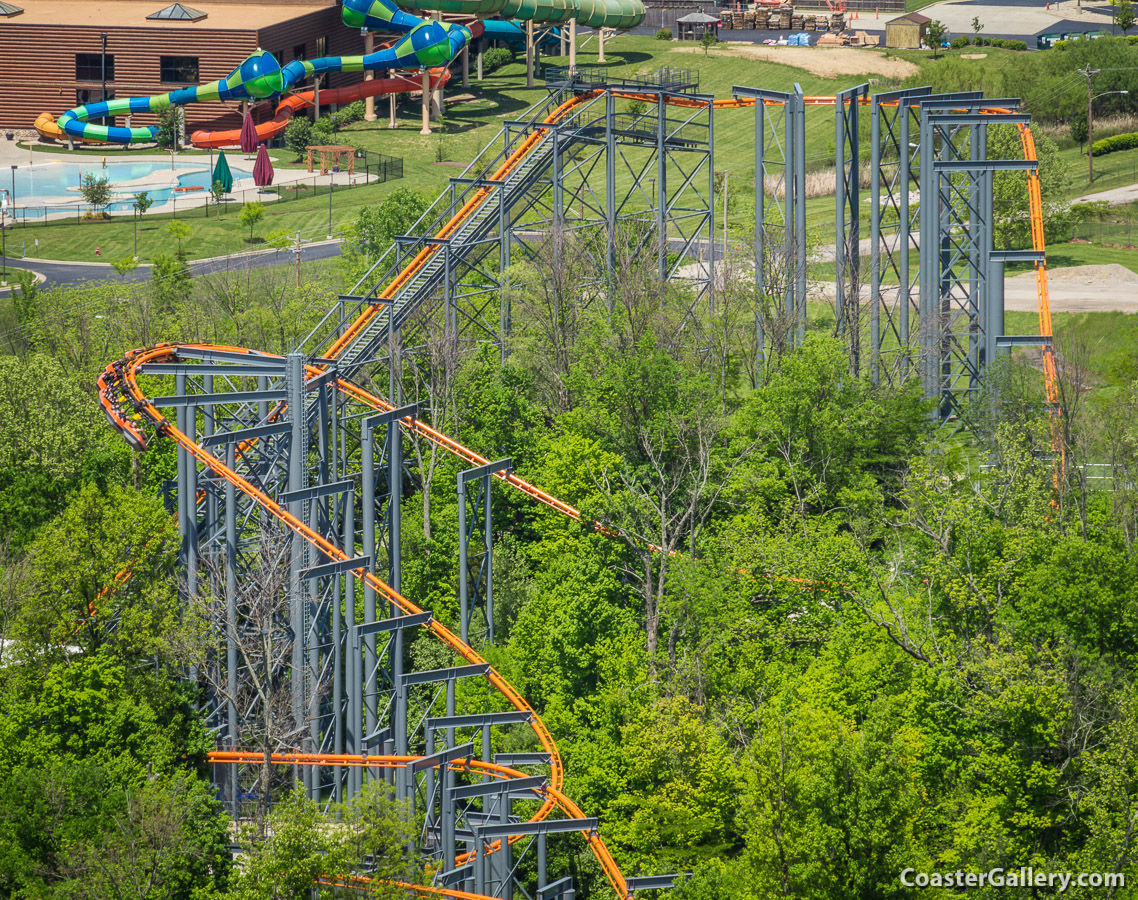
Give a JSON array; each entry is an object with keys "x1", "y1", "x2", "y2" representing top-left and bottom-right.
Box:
[{"x1": 305, "y1": 144, "x2": 356, "y2": 176}]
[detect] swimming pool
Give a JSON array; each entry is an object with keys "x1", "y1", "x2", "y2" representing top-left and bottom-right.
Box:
[{"x1": 4, "y1": 158, "x2": 253, "y2": 218}]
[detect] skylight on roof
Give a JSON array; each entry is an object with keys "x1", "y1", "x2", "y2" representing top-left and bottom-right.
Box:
[
  {"x1": 0, "y1": 2, "x2": 25, "y2": 17},
  {"x1": 147, "y1": 3, "x2": 207, "y2": 21}
]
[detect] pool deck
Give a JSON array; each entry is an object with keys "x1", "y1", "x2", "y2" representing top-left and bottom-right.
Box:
[{"x1": 0, "y1": 144, "x2": 374, "y2": 223}]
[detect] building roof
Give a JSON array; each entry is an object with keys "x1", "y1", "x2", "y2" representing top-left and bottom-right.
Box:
[
  {"x1": 0, "y1": 1, "x2": 23, "y2": 15},
  {"x1": 887, "y1": 12, "x2": 931, "y2": 25},
  {"x1": 1, "y1": 0, "x2": 332, "y2": 28},
  {"x1": 677, "y1": 11, "x2": 719, "y2": 23},
  {"x1": 147, "y1": 2, "x2": 207, "y2": 20}
]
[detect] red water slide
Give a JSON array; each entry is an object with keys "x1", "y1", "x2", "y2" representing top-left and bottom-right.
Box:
[{"x1": 188, "y1": 69, "x2": 451, "y2": 149}]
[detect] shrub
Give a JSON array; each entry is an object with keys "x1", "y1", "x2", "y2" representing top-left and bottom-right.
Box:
[
  {"x1": 482, "y1": 48, "x2": 513, "y2": 72},
  {"x1": 1091, "y1": 130, "x2": 1138, "y2": 156},
  {"x1": 312, "y1": 116, "x2": 334, "y2": 140},
  {"x1": 656, "y1": 28, "x2": 673, "y2": 40},
  {"x1": 284, "y1": 116, "x2": 312, "y2": 159},
  {"x1": 949, "y1": 36, "x2": 969, "y2": 49},
  {"x1": 332, "y1": 100, "x2": 366, "y2": 127}
]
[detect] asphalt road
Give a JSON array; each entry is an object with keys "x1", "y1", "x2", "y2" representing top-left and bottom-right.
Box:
[{"x1": 0, "y1": 240, "x2": 344, "y2": 291}]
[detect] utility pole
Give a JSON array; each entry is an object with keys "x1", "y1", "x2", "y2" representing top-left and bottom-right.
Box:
[
  {"x1": 1079, "y1": 66, "x2": 1101, "y2": 185},
  {"x1": 101, "y1": 32, "x2": 108, "y2": 105}
]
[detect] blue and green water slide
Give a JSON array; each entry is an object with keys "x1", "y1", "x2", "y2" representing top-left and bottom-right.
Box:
[{"x1": 57, "y1": 0, "x2": 644, "y2": 144}]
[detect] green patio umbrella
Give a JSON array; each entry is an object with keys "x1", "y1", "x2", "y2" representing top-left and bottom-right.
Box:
[{"x1": 212, "y1": 151, "x2": 233, "y2": 193}]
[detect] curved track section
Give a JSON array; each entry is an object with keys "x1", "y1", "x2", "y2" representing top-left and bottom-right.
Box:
[{"x1": 99, "y1": 341, "x2": 631, "y2": 899}]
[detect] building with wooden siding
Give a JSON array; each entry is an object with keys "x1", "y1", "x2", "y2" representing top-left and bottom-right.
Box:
[
  {"x1": 884, "y1": 11, "x2": 929, "y2": 49},
  {"x1": 0, "y1": 0, "x2": 382, "y2": 131}
]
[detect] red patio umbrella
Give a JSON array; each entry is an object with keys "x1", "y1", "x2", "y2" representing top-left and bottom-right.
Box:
[
  {"x1": 253, "y1": 143, "x2": 274, "y2": 188},
  {"x1": 239, "y1": 110, "x2": 258, "y2": 155}
]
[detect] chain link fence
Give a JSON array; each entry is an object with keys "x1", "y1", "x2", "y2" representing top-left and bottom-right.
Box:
[{"x1": 1, "y1": 150, "x2": 402, "y2": 229}]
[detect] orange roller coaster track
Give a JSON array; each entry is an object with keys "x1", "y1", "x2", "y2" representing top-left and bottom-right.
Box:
[{"x1": 98, "y1": 86, "x2": 1055, "y2": 900}]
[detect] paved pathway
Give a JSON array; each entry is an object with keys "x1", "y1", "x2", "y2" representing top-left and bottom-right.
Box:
[{"x1": 0, "y1": 239, "x2": 343, "y2": 292}]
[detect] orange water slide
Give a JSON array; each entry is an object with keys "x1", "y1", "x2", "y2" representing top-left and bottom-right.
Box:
[{"x1": 188, "y1": 69, "x2": 451, "y2": 149}]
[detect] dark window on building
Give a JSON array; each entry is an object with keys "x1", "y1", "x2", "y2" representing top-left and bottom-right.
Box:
[
  {"x1": 293, "y1": 43, "x2": 306, "y2": 61},
  {"x1": 76, "y1": 53, "x2": 114, "y2": 82},
  {"x1": 76, "y1": 89, "x2": 115, "y2": 125},
  {"x1": 76, "y1": 88, "x2": 115, "y2": 106},
  {"x1": 160, "y1": 56, "x2": 199, "y2": 83},
  {"x1": 314, "y1": 36, "x2": 327, "y2": 58}
]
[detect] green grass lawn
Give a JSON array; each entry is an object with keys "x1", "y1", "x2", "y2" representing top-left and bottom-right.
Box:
[{"x1": 6, "y1": 180, "x2": 394, "y2": 263}]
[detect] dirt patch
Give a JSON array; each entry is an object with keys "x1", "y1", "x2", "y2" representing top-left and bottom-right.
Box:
[
  {"x1": 1039, "y1": 263, "x2": 1138, "y2": 286},
  {"x1": 674, "y1": 43, "x2": 919, "y2": 79},
  {"x1": 1005, "y1": 264, "x2": 1138, "y2": 313},
  {"x1": 961, "y1": 53, "x2": 988, "y2": 59}
]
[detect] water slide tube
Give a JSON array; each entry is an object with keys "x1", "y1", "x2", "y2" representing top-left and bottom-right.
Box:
[
  {"x1": 188, "y1": 69, "x2": 451, "y2": 149},
  {"x1": 54, "y1": 0, "x2": 644, "y2": 145},
  {"x1": 478, "y1": 18, "x2": 563, "y2": 50}
]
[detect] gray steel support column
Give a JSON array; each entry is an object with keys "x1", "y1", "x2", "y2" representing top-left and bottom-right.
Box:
[
  {"x1": 899, "y1": 104, "x2": 912, "y2": 366},
  {"x1": 224, "y1": 440, "x2": 238, "y2": 812},
  {"x1": 345, "y1": 490, "x2": 358, "y2": 799},
  {"x1": 186, "y1": 399, "x2": 198, "y2": 598},
  {"x1": 395, "y1": 627, "x2": 407, "y2": 801},
  {"x1": 482, "y1": 723, "x2": 491, "y2": 784},
  {"x1": 475, "y1": 840, "x2": 487, "y2": 895},
  {"x1": 657, "y1": 91, "x2": 667, "y2": 281},
  {"x1": 835, "y1": 95, "x2": 847, "y2": 342},
  {"x1": 361, "y1": 424, "x2": 378, "y2": 755},
  {"x1": 552, "y1": 127, "x2": 562, "y2": 240},
  {"x1": 497, "y1": 788, "x2": 511, "y2": 898},
  {"x1": 869, "y1": 97, "x2": 882, "y2": 383},
  {"x1": 499, "y1": 185, "x2": 511, "y2": 360},
  {"x1": 969, "y1": 123, "x2": 982, "y2": 391},
  {"x1": 754, "y1": 98, "x2": 764, "y2": 295},
  {"x1": 835, "y1": 86, "x2": 865, "y2": 373},
  {"x1": 937, "y1": 127, "x2": 953, "y2": 418},
  {"x1": 484, "y1": 476, "x2": 494, "y2": 643},
  {"x1": 980, "y1": 124, "x2": 993, "y2": 372},
  {"x1": 286, "y1": 352, "x2": 307, "y2": 783},
  {"x1": 783, "y1": 94, "x2": 795, "y2": 338},
  {"x1": 458, "y1": 476, "x2": 469, "y2": 644},
  {"x1": 202, "y1": 374, "x2": 214, "y2": 554},
  {"x1": 333, "y1": 489, "x2": 352, "y2": 801},
  {"x1": 793, "y1": 85, "x2": 806, "y2": 345},
  {"x1": 754, "y1": 97, "x2": 765, "y2": 374},
  {"x1": 537, "y1": 833, "x2": 547, "y2": 890},
  {"x1": 441, "y1": 758, "x2": 455, "y2": 868},
  {"x1": 605, "y1": 90, "x2": 616, "y2": 295},
  {"x1": 445, "y1": 245, "x2": 455, "y2": 355},
  {"x1": 442, "y1": 682, "x2": 455, "y2": 865},
  {"x1": 176, "y1": 373, "x2": 187, "y2": 575},
  {"x1": 707, "y1": 93, "x2": 715, "y2": 316},
  {"x1": 990, "y1": 258, "x2": 1005, "y2": 360},
  {"x1": 918, "y1": 110, "x2": 934, "y2": 398},
  {"x1": 388, "y1": 417, "x2": 403, "y2": 593}
]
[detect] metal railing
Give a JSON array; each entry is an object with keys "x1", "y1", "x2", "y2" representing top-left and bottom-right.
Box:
[
  {"x1": 0, "y1": 153, "x2": 403, "y2": 229},
  {"x1": 543, "y1": 65, "x2": 701, "y2": 94}
]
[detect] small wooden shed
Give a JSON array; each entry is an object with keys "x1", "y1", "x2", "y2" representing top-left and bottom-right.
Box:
[
  {"x1": 676, "y1": 11, "x2": 720, "y2": 41},
  {"x1": 885, "y1": 12, "x2": 930, "y2": 49}
]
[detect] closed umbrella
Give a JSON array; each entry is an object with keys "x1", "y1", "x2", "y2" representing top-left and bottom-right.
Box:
[
  {"x1": 212, "y1": 150, "x2": 233, "y2": 193},
  {"x1": 239, "y1": 110, "x2": 258, "y2": 155},
  {"x1": 253, "y1": 143, "x2": 274, "y2": 188}
]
